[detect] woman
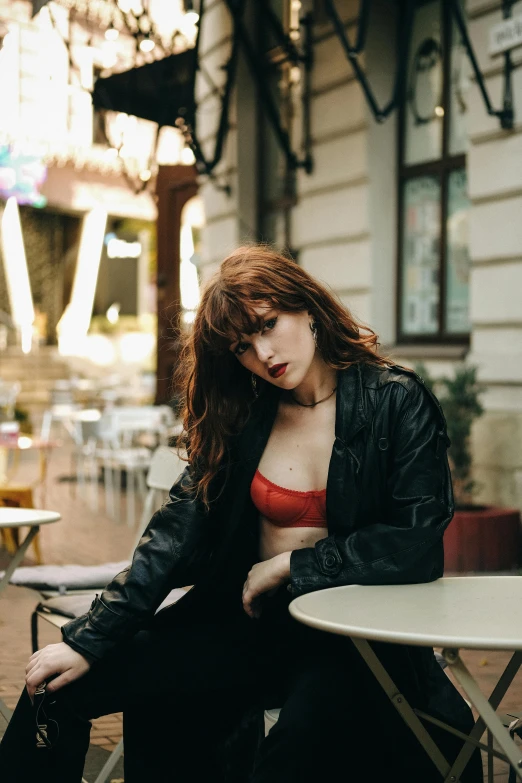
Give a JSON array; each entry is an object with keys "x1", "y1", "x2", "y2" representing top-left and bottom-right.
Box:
[{"x1": 0, "y1": 246, "x2": 482, "y2": 782}]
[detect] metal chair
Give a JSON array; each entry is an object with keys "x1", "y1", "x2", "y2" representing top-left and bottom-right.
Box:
[
  {"x1": 2, "y1": 446, "x2": 186, "y2": 783},
  {"x1": 94, "y1": 406, "x2": 176, "y2": 526},
  {"x1": 28, "y1": 446, "x2": 186, "y2": 650}
]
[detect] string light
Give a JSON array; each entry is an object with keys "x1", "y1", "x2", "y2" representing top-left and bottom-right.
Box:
[
  {"x1": 139, "y1": 34, "x2": 155, "y2": 53},
  {"x1": 105, "y1": 25, "x2": 119, "y2": 42},
  {"x1": 183, "y1": 1, "x2": 199, "y2": 24}
]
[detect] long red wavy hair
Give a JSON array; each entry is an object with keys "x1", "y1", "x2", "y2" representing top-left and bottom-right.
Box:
[{"x1": 176, "y1": 245, "x2": 389, "y2": 508}]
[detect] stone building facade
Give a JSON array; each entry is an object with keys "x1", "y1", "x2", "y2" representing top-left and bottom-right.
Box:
[{"x1": 195, "y1": 0, "x2": 522, "y2": 512}]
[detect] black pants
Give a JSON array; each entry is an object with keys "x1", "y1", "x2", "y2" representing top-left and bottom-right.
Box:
[{"x1": 0, "y1": 590, "x2": 483, "y2": 783}]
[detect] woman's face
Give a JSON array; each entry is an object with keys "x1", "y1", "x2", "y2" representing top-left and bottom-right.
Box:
[{"x1": 229, "y1": 305, "x2": 316, "y2": 389}]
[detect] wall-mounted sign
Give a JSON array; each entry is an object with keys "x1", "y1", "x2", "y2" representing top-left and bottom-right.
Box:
[
  {"x1": 489, "y1": 15, "x2": 522, "y2": 57},
  {"x1": 0, "y1": 145, "x2": 47, "y2": 207}
]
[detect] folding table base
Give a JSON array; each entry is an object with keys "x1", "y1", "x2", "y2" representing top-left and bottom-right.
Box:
[{"x1": 350, "y1": 637, "x2": 522, "y2": 783}]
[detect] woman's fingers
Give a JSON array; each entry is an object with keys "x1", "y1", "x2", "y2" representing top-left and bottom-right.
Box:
[
  {"x1": 46, "y1": 670, "x2": 75, "y2": 694},
  {"x1": 26, "y1": 665, "x2": 47, "y2": 690},
  {"x1": 25, "y1": 656, "x2": 41, "y2": 676},
  {"x1": 242, "y1": 588, "x2": 261, "y2": 619},
  {"x1": 26, "y1": 657, "x2": 59, "y2": 691},
  {"x1": 26, "y1": 670, "x2": 46, "y2": 699}
]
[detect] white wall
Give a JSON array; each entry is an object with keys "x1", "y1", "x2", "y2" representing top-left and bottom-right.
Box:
[
  {"x1": 464, "y1": 1, "x2": 522, "y2": 510},
  {"x1": 292, "y1": 1, "x2": 373, "y2": 328}
]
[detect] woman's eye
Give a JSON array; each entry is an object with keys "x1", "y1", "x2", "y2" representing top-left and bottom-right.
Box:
[
  {"x1": 263, "y1": 317, "x2": 277, "y2": 331},
  {"x1": 235, "y1": 341, "x2": 249, "y2": 356}
]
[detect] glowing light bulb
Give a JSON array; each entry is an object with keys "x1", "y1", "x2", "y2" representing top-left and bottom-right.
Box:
[
  {"x1": 105, "y1": 26, "x2": 119, "y2": 41},
  {"x1": 106, "y1": 303, "x2": 121, "y2": 324},
  {"x1": 139, "y1": 37, "x2": 155, "y2": 53}
]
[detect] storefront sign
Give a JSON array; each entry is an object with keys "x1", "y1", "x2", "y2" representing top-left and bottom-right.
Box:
[{"x1": 489, "y1": 16, "x2": 522, "y2": 57}]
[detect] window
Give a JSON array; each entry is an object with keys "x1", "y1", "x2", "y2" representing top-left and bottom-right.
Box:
[{"x1": 397, "y1": 0, "x2": 470, "y2": 341}]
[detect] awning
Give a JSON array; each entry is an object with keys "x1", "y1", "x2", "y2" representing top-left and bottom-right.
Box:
[{"x1": 92, "y1": 49, "x2": 197, "y2": 127}]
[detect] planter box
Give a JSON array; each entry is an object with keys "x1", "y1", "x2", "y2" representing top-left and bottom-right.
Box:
[{"x1": 444, "y1": 506, "x2": 521, "y2": 572}]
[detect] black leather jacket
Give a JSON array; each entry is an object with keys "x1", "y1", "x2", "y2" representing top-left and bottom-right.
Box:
[{"x1": 62, "y1": 363, "x2": 453, "y2": 662}]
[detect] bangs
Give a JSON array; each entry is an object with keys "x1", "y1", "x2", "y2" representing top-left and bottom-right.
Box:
[{"x1": 200, "y1": 290, "x2": 275, "y2": 354}]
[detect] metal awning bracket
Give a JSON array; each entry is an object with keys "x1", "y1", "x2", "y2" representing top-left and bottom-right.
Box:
[
  {"x1": 449, "y1": 0, "x2": 514, "y2": 130},
  {"x1": 326, "y1": 0, "x2": 515, "y2": 130}
]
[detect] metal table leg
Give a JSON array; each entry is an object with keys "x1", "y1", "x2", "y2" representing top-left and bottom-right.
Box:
[
  {"x1": 0, "y1": 526, "x2": 39, "y2": 594},
  {"x1": 350, "y1": 637, "x2": 451, "y2": 777},
  {"x1": 445, "y1": 649, "x2": 522, "y2": 781},
  {"x1": 443, "y1": 648, "x2": 522, "y2": 781}
]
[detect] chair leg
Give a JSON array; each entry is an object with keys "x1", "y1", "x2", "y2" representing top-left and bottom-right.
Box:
[
  {"x1": 93, "y1": 737, "x2": 124, "y2": 783},
  {"x1": 88, "y1": 453, "x2": 99, "y2": 512},
  {"x1": 126, "y1": 469, "x2": 135, "y2": 528},
  {"x1": 104, "y1": 463, "x2": 114, "y2": 517},
  {"x1": 115, "y1": 468, "x2": 122, "y2": 523},
  {"x1": 31, "y1": 610, "x2": 39, "y2": 653}
]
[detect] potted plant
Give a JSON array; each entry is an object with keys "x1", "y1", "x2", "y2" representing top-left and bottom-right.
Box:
[{"x1": 415, "y1": 363, "x2": 521, "y2": 572}]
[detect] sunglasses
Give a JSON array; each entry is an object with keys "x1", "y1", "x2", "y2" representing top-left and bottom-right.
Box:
[{"x1": 34, "y1": 682, "x2": 59, "y2": 750}]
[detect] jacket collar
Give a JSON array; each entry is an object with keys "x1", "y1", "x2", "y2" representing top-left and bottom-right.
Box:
[{"x1": 335, "y1": 363, "x2": 369, "y2": 445}]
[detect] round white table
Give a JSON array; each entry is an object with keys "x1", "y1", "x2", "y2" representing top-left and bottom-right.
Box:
[
  {"x1": 0, "y1": 508, "x2": 61, "y2": 595},
  {"x1": 0, "y1": 508, "x2": 61, "y2": 723},
  {"x1": 290, "y1": 577, "x2": 522, "y2": 782}
]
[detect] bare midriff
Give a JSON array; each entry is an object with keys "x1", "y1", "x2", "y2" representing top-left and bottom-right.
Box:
[{"x1": 259, "y1": 519, "x2": 328, "y2": 561}]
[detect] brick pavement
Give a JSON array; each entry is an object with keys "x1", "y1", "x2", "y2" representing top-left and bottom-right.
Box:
[{"x1": 0, "y1": 442, "x2": 521, "y2": 780}]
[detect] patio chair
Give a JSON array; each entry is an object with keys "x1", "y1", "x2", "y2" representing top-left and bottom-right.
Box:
[
  {"x1": 94, "y1": 406, "x2": 176, "y2": 526},
  {"x1": 40, "y1": 380, "x2": 80, "y2": 442},
  {"x1": 0, "y1": 446, "x2": 185, "y2": 643},
  {"x1": 1, "y1": 446, "x2": 186, "y2": 783},
  {"x1": 31, "y1": 446, "x2": 186, "y2": 783},
  {"x1": 33, "y1": 586, "x2": 188, "y2": 783}
]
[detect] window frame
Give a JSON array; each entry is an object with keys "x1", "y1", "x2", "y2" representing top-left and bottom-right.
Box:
[{"x1": 396, "y1": 0, "x2": 469, "y2": 346}]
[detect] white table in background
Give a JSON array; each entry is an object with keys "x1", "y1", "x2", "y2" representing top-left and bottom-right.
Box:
[
  {"x1": 290, "y1": 576, "x2": 522, "y2": 782},
  {"x1": 0, "y1": 507, "x2": 61, "y2": 722},
  {"x1": 0, "y1": 508, "x2": 61, "y2": 595}
]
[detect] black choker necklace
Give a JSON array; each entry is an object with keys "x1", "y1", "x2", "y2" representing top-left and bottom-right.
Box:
[{"x1": 290, "y1": 387, "x2": 337, "y2": 408}]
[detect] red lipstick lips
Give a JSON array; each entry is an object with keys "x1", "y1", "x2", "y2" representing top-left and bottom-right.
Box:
[{"x1": 269, "y1": 363, "x2": 287, "y2": 379}]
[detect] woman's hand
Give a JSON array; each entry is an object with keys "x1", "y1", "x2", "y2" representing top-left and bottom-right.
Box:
[
  {"x1": 242, "y1": 552, "x2": 291, "y2": 618},
  {"x1": 25, "y1": 642, "x2": 91, "y2": 701}
]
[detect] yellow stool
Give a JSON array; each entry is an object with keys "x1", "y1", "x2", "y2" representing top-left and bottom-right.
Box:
[{"x1": 0, "y1": 486, "x2": 42, "y2": 564}]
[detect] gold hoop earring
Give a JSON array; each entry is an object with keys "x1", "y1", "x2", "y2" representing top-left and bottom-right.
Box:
[{"x1": 251, "y1": 373, "x2": 259, "y2": 398}]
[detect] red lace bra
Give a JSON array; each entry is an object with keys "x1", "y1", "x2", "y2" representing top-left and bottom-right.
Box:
[{"x1": 250, "y1": 470, "x2": 327, "y2": 529}]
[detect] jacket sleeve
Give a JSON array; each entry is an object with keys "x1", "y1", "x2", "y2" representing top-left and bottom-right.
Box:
[
  {"x1": 62, "y1": 465, "x2": 214, "y2": 661},
  {"x1": 290, "y1": 381, "x2": 453, "y2": 597}
]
